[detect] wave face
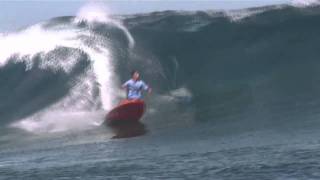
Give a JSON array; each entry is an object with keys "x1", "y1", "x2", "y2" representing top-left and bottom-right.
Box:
[
  {"x1": 1, "y1": 5, "x2": 320, "y2": 134},
  {"x1": 122, "y1": 5, "x2": 320, "y2": 132}
]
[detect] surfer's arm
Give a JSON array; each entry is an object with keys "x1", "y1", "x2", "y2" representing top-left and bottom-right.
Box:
[
  {"x1": 141, "y1": 81, "x2": 152, "y2": 93},
  {"x1": 122, "y1": 80, "x2": 130, "y2": 89}
]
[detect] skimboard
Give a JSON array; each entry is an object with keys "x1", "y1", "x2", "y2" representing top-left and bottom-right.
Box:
[{"x1": 105, "y1": 99, "x2": 145, "y2": 125}]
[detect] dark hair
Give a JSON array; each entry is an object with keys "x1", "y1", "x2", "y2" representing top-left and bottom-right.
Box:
[{"x1": 131, "y1": 70, "x2": 139, "y2": 77}]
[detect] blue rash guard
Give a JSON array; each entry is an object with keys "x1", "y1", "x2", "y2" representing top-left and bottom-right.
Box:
[{"x1": 123, "y1": 79, "x2": 149, "y2": 100}]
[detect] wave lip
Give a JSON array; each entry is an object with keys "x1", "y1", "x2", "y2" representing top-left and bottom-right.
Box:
[
  {"x1": 291, "y1": 0, "x2": 320, "y2": 6},
  {"x1": 74, "y1": 2, "x2": 135, "y2": 48}
]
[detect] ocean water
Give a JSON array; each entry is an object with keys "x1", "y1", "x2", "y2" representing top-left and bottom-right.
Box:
[{"x1": 1, "y1": 3, "x2": 320, "y2": 179}]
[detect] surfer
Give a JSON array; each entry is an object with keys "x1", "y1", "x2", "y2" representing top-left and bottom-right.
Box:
[
  {"x1": 122, "y1": 70, "x2": 152, "y2": 100},
  {"x1": 105, "y1": 70, "x2": 149, "y2": 137}
]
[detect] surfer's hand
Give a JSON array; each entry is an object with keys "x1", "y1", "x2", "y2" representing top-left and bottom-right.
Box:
[{"x1": 148, "y1": 88, "x2": 152, "y2": 94}]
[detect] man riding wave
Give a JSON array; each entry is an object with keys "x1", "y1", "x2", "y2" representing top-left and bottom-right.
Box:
[{"x1": 122, "y1": 70, "x2": 152, "y2": 100}]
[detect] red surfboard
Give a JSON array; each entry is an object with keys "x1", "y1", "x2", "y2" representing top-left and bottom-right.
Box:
[{"x1": 105, "y1": 99, "x2": 145, "y2": 125}]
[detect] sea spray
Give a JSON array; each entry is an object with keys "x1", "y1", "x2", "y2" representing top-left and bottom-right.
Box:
[{"x1": 3, "y1": 3, "x2": 135, "y2": 133}]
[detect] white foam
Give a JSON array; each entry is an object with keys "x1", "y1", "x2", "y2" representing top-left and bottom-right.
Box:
[
  {"x1": 223, "y1": 5, "x2": 285, "y2": 22},
  {"x1": 291, "y1": 0, "x2": 320, "y2": 6},
  {"x1": 76, "y1": 2, "x2": 112, "y2": 24},
  {"x1": 2, "y1": 3, "x2": 135, "y2": 134},
  {"x1": 74, "y1": 2, "x2": 135, "y2": 48},
  {"x1": 11, "y1": 111, "x2": 105, "y2": 133},
  {"x1": 158, "y1": 87, "x2": 193, "y2": 103},
  {"x1": 0, "y1": 23, "x2": 116, "y2": 108},
  {"x1": 1, "y1": 24, "x2": 116, "y2": 132},
  {"x1": 224, "y1": 9, "x2": 259, "y2": 21},
  {"x1": 170, "y1": 87, "x2": 192, "y2": 100},
  {"x1": 0, "y1": 24, "x2": 83, "y2": 68}
]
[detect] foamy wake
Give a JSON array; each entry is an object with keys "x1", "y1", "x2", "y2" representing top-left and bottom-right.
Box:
[{"x1": 1, "y1": 3, "x2": 135, "y2": 133}]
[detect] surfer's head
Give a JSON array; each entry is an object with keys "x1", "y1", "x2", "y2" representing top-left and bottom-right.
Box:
[{"x1": 131, "y1": 70, "x2": 140, "y2": 81}]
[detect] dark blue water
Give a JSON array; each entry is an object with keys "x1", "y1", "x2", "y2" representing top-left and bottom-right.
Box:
[{"x1": 1, "y1": 4, "x2": 320, "y2": 179}]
